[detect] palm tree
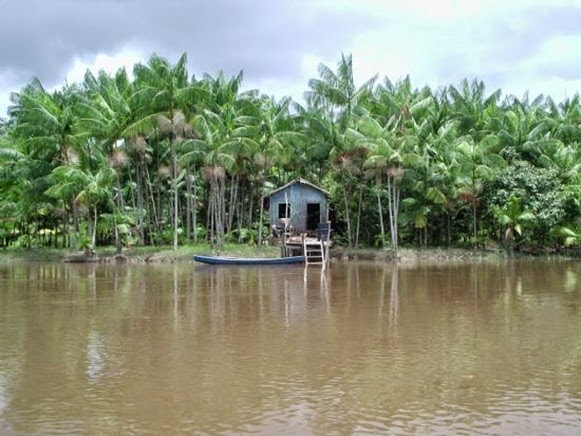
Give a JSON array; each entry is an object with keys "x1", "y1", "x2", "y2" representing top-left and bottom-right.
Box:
[
  {"x1": 306, "y1": 53, "x2": 376, "y2": 131},
  {"x1": 498, "y1": 94, "x2": 554, "y2": 166},
  {"x1": 455, "y1": 134, "x2": 505, "y2": 247},
  {"x1": 12, "y1": 80, "x2": 85, "y2": 166},
  {"x1": 256, "y1": 97, "x2": 305, "y2": 180},
  {"x1": 10, "y1": 81, "x2": 87, "y2": 245},
  {"x1": 550, "y1": 94, "x2": 581, "y2": 151},
  {"x1": 194, "y1": 71, "x2": 253, "y2": 243},
  {"x1": 78, "y1": 68, "x2": 141, "y2": 247},
  {"x1": 364, "y1": 77, "x2": 432, "y2": 250},
  {"x1": 0, "y1": 134, "x2": 29, "y2": 245},
  {"x1": 44, "y1": 153, "x2": 116, "y2": 250},
  {"x1": 236, "y1": 96, "x2": 305, "y2": 242},
  {"x1": 448, "y1": 78, "x2": 501, "y2": 140},
  {"x1": 131, "y1": 53, "x2": 207, "y2": 250},
  {"x1": 429, "y1": 146, "x2": 467, "y2": 246},
  {"x1": 295, "y1": 106, "x2": 338, "y2": 182},
  {"x1": 179, "y1": 138, "x2": 206, "y2": 243},
  {"x1": 362, "y1": 124, "x2": 407, "y2": 251},
  {"x1": 189, "y1": 111, "x2": 234, "y2": 246}
]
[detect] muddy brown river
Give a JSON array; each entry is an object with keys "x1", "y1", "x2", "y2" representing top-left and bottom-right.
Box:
[{"x1": 0, "y1": 259, "x2": 580, "y2": 434}]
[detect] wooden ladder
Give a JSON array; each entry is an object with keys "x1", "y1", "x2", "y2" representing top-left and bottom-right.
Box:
[{"x1": 304, "y1": 239, "x2": 325, "y2": 264}]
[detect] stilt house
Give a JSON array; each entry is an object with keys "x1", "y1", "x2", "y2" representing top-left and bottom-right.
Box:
[{"x1": 269, "y1": 178, "x2": 330, "y2": 235}]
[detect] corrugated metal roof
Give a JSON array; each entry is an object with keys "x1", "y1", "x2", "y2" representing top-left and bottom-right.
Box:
[{"x1": 269, "y1": 178, "x2": 330, "y2": 197}]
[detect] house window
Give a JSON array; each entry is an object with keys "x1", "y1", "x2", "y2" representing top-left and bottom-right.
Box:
[{"x1": 278, "y1": 203, "x2": 291, "y2": 219}]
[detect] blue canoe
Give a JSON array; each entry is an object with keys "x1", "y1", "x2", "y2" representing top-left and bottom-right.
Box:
[{"x1": 193, "y1": 255, "x2": 305, "y2": 265}]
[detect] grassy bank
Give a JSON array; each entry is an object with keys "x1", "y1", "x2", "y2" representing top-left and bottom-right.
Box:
[
  {"x1": 1, "y1": 244, "x2": 577, "y2": 264},
  {"x1": 0, "y1": 244, "x2": 281, "y2": 264}
]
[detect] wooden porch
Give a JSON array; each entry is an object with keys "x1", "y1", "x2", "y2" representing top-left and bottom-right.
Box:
[{"x1": 280, "y1": 222, "x2": 332, "y2": 267}]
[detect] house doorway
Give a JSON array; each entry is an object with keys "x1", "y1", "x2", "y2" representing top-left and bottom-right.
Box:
[{"x1": 306, "y1": 203, "x2": 320, "y2": 231}]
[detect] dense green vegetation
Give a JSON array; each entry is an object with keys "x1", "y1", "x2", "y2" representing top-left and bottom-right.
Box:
[{"x1": 0, "y1": 53, "x2": 579, "y2": 253}]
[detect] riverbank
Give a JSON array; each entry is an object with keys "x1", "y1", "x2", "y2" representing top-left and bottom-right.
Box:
[
  {"x1": 0, "y1": 244, "x2": 280, "y2": 264},
  {"x1": 1, "y1": 244, "x2": 577, "y2": 265},
  {"x1": 337, "y1": 246, "x2": 580, "y2": 264},
  {"x1": 332, "y1": 247, "x2": 503, "y2": 263}
]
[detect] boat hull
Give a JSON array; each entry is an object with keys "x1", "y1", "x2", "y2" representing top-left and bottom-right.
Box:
[{"x1": 193, "y1": 255, "x2": 305, "y2": 265}]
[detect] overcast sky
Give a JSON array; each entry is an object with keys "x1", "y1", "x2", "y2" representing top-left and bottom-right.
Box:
[{"x1": 1, "y1": 0, "x2": 580, "y2": 117}]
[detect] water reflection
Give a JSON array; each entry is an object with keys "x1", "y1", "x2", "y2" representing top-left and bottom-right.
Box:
[
  {"x1": 389, "y1": 263, "x2": 399, "y2": 329},
  {"x1": 0, "y1": 259, "x2": 579, "y2": 434},
  {"x1": 377, "y1": 262, "x2": 400, "y2": 330}
]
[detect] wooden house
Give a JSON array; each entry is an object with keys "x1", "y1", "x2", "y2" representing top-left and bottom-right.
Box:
[{"x1": 269, "y1": 178, "x2": 329, "y2": 235}]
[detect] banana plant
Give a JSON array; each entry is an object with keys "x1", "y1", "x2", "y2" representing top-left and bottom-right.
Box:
[{"x1": 492, "y1": 196, "x2": 535, "y2": 251}]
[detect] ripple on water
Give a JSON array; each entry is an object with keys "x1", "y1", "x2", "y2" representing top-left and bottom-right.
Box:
[{"x1": 1, "y1": 261, "x2": 580, "y2": 434}]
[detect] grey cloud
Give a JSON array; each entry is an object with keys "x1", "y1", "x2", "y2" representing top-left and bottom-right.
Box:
[
  {"x1": 484, "y1": 6, "x2": 581, "y2": 66},
  {"x1": 427, "y1": 5, "x2": 581, "y2": 91},
  {"x1": 0, "y1": 0, "x2": 374, "y2": 90},
  {"x1": 2, "y1": 0, "x2": 578, "y2": 104},
  {"x1": 1, "y1": 1, "x2": 131, "y2": 86}
]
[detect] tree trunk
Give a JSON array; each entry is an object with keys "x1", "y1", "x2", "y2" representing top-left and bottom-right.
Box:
[
  {"x1": 258, "y1": 195, "x2": 265, "y2": 246},
  {"x1": 227, "y1": 175, "x2": 239, "y2": 234},
  {"x1": 145, "y1": 165, "x2": 158, "y2": 245},
  {"x1": 393, "y1": 183, "x2": 400, "y2": 251},
  {"x1": 114, "y1": 173, "x2": 126, "y2": 252},
  {"x1": 91, "y1": 206, "x2": 98, "y2": 249},
  {"x1": 114, "y1": 213, "x2": 121, "y2": 254},
  {"x1": 171, "y1": 142, "x2": 179, "y2": 251},
  {"x1": 206, "y1": 185, "x2": 213, "y2": 243},
  {"x1": 237, "y1": 189, "x2": 243, "y2": 243},
  {"x1": 355, "y1": 183, "x2": 363, "y2": 248},
  {"x1": 220, "y1": 177, "x2": 226, "y2": 244},
  {"x1": 472, "y1": 167, "x2": 477, "y2": 248},
  {"x1": 62, "y1": 216, "x2": 68, "y2": 249},
  {"x1": 376, "y1": 182, "x2": 386, "y2": 249},
  {"x1": 208, "y1": 173, "x2": 226, "y2": 247},
  {"x1": 192, "y1": 174, "x2": 198, "y2": 243},
  {"x1": 472, "y1": 202, "x2": 477, "y2": 249},
  {"x1": 186, "y1": 169, "x2": 192, "y2": 240},
  {"x1": 71, "y1": 200, "x2": 79, "y2": 249},
  {"x1": 386, "y1": 175, "x2": 400, "y2": 252},
  {"x1": 343, "y1": 189, "x2": 352, "y2": 248},
  {"x1": 247, "y1": 189, "x2": 254, "y2": 233},
  {"x1": 136, "y1": 168, "x2": 144, "y2": 245},
  {"x1": 446, "y1": 210, "x2": 451, "y2": 247}
]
